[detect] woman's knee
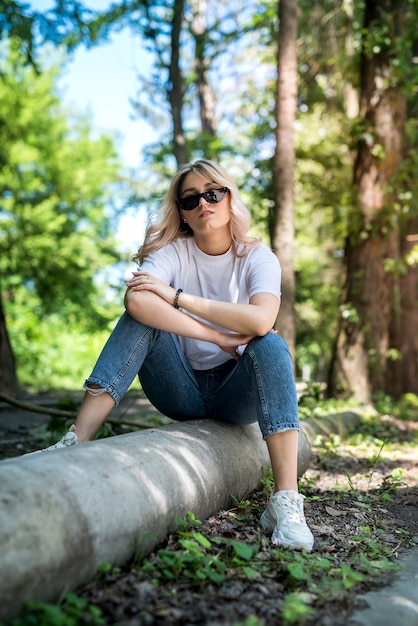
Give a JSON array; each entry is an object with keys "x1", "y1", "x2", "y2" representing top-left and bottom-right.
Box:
[
  {"x1": 124, "y1": 289, "x2": 141, "y2": 318},
  {"x1": 245, "y1": 333, "x2": 294, "y2": 375},
  {"x1": 250, "y1": 331, "x2": 290, "y2": 356}
]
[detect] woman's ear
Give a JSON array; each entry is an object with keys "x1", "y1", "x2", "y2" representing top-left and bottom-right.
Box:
[{"x1": 178, "y1": 210, "x2": 189, "y2": 231}]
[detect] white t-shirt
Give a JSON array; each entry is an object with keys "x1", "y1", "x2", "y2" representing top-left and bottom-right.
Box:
[{"x1": 140, "y1": 237, "x2": 281, "y2": 370}]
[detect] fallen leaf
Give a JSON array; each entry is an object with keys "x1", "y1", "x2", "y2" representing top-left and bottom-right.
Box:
[{"x1": 325, "y1": 505, "x2": 348, "y2": 517}]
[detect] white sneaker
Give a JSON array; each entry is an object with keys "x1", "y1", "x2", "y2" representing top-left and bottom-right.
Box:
[
  {"x1": 25, "y1": 424, "x2": 79, "y2": 455},
  {"x1": 42, "y1": 424, "x2": 78, "y2": 450},
  {"x1": 260, "y1": 490, "x2": 314, "y2": 552}
]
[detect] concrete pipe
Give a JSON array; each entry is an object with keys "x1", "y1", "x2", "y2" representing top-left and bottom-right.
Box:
[{"x1": 0, "y1": 420, "x2": 311, "y2": 622}]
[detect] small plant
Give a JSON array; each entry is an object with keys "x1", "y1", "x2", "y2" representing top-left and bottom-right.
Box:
[
  {"x1": 233, "y1": 616, "x2": 265, "y2": 626},
  {"x1": 282, "y1": 592, "x2": 316, "y2": 625},
  {"x1": 350, "y1": 525, "x2": 397, "y2": 561},
  {"x1": 229, "y1": 495, "x2": 262, "y2": 521},
  {"x1": 335, "y1": 563, "x2": 364, "y2": 589},
  {"x1": 380, "y1": 468, "x2": 407, "y2": 492},
  {"x1": 95, "y1": 562, "x2": 122, "y2": 582},
  {"x1": 7, "y1": 593, "x2": 106, "y2": 626},
  {"x1": 298, "y1": 382, "x2": 325, "y2": 408},
  {"x1": 135, "y1": 510, "x2": 263, "y2": 588},
  {"x1": 298, "y1": 472, "x2": 318, "y2": 490},
  {"x1": 136, "y1": 524, "x2": 262, "y2": 588},
  {"x1": 174, "y1": 510, "x2": 203, "y2": 530},
  {"x1": 397, "y1": 393, "x2": 418, "y2": 421},
  {"x1": 373, "y1": 392, "x2": 418, "y2": 424},
  {"x1": 155, "y1": 535, "x2": 227, "y2": 585},
  {"x1": 260, "y1": 468, "x2": 274, "y2": 494},
  {"x1": 365, "y1": 439, "x2": 386, "y2": 495}
]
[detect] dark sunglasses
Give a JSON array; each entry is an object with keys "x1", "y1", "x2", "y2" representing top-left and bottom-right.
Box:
[{"x1": 176, "y1": 187, "x2": 229, "y2": 211}]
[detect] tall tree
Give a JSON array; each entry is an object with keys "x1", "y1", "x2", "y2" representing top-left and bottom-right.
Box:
[
  {"x1": 397, "y1": 223, "x2": 418, "y2": 394},
  {"x1": 168, "y1": 0, "x2": 189, "y2": 165},
  {"x1": 0, "y1": 2, "x2": 113, "y2": 395},
  {"x1": 0, "y1": 44, "x2": 122, "y2": 395},
  {"x1": 0, "y1": 0, "x2": 97, "y2": 60},
  {"x1": 328, "y1": 0, "x2": 409, "y2": 402},
  {"x1": 124, "y1": 0, "x2": 190, "y2": 167},
  {"x1": 190, "y1": 0, "x2": 217, "y2": 138},
  {"x1": 342, "y1": 0, "x2": 359, "y2": 119},
  {"x1": 0, "y1": 286, "x2": 18, "y2": 395},
  {"x1": 271, "y1": 0, "x2": 298, "y2": 356}
]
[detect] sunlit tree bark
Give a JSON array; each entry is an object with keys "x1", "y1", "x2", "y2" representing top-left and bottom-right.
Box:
[
  {"x1": 328, "y1": 0, "x2": 408, "y2": 401},
  {"x1": 271, "y1": 0, "x2": 297, "y2": 357},
  {"x1": 342, "y1": 0, "x2": 358, "y2": 119},
  {"x1": 0, "y1": 289, "x2": 18, "y2": 396},
  {"x1": 190, "y1": 0, "x2": 217, "y2": 137},
  {"x1": 168, "y1": 0, "x2": 190, "y2": 165},
  {"x1": 394, "y1": 222, "x2": 418, "y2": 394}
]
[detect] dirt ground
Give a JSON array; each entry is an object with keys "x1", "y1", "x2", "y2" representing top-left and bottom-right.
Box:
[{"x1": 1, "y1": 391, "x2": 417, "y2": 626}]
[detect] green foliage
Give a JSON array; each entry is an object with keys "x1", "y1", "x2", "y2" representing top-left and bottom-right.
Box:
[
  {"x1": 5, "y1": 592, "x2": 106, "y2": 626},
  {"x1": 282, "y1": 592, "x2": 316, "y2": 625},
  {"x1": 7, "y1": 397, "x2": 415, "y2": 625},
  {"x1": 137, "y1": 524, "x2": 260, "y2": 587},
  {"x1": 0, "y1": 0, "x2": 95, "y2": 63},
  {"x1": 0, "y1": 39, "x2": 130, "y2": 388},
  {"x1": 8, "y1": 311, "x2": 115, "y2": 390},
  {"x1": 0, "y1": 40, "x2": 124, "y2": 313},
  {"x1": 2, "y1": 0, "x2": 417, "y2": 394},
  {"x1": 373, "y1": 392, "x2": 418, "y2": 422},
  {"x1": 292, "y1": 106, "x2": 353, "y2": 379},
  {"x1": 5, "y1": 270, "x2": 121, "y2": 389},
  {"x1": 95, "y1": 562, "x2": 122, "y2": 582},
  {"x1": 134, "y1": 497, "x2": 401, "y2": 626},
  {"x1": 233, "y1": 617, "x2": 264, "y2": 626},
  {"x1": 229, "y1": 494, "x2": 263, "y2": 522}
]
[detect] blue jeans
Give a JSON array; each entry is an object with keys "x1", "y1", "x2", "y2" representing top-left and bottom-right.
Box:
[{"x1": 85, "y1": 312, "x2": 300, "y2": 439}]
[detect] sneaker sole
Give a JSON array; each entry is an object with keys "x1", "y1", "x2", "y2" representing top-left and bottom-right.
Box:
[
  {"x1": 261, "y1": 511, "x2": 314, "y2": 552},
  {"x1": 272, "y1": 530, "x2": 314, "y2": 552}
]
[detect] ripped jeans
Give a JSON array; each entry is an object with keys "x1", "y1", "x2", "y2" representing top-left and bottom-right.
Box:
[{"x1": 85, "y1": 312, "x2": 299, "y2": 440}]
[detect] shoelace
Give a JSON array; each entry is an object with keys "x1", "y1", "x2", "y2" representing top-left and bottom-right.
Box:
[
  {"x1": 279, "y1": 497, "x2": 305, "y2": 524},
  {"x1": 61, "y1": 433, "x2": 76, "y2": 446},
  {"x1": 46, "y1": 431, "x2": 76, "y2": 450}
]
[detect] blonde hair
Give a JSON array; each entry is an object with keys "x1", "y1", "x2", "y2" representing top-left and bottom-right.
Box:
[{"x1": 133, "y1": 159, "x2": 260, "y2": 264}]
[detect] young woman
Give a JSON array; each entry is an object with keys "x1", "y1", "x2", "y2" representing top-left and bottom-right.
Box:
[{"x1": 42, "y1": 159, "x2": 314, "y2": 552}]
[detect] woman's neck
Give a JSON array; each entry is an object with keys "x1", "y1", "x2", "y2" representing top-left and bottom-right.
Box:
[{"x1": 194, "y1": 233, "x2": 232, "y2": 256}]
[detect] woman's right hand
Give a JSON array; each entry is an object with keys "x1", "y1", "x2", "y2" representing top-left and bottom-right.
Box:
[{"x1": 216, "y1": 330, "x2": 255, "y2": 361}]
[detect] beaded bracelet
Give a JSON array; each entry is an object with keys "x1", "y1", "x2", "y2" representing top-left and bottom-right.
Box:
[{"x1": 173, "y1": 288, "x2": 183, "y2": 309}]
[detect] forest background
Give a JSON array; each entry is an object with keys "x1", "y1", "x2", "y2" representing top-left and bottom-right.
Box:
[{"x1": 1, "y1": 0, "x2": 417, "y2": 407}]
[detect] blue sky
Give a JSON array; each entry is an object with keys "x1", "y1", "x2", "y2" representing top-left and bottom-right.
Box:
[
  {"x1": 31, "y1": 0, "x2": 154, "y2": 168},
  {"x1": 58, "y1": 31, "x2": 152, "y2": 169},
  {"x1": 30, "y1": 0, "x2": 154, "y2": 251}
]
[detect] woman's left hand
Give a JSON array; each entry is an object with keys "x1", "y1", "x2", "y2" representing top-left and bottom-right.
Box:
[{"x1": 125, "y1": 272, "x2": 176, "y2": 305}]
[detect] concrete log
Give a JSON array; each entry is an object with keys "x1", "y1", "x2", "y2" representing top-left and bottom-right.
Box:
[
  {"x1": 0, "y1": 420, "x2": 311, "y2": 622},
  {"x1": 301, "y1": 411, "x2": 362, "y2": 444}
]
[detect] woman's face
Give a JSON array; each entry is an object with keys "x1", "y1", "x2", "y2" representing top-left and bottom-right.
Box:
[{"x1": 178, "y1": 171, "x2": 232, "y2": 240}]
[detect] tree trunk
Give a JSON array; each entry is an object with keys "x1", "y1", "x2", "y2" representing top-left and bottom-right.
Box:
[
  {"x1": 272, "y1": 0, "x2": 298, "y2": 358},
  {"x1": 328, "y1": 0, "x2": 407, "y2": 402},
  {"x1": 190, "y1": 0, "x2": 217, "y2": 137},
  {"x1": 342, "y1": 0, "x2": 359, "y2": 119},
  {"x1": 168, "y1": 0, "x2": 189, "y2": 166},
  {"x1": 395, "y1": 225, "x2": 418, "y2": 394},
  {"x1": 0, "y1": 287, "x2": 19, "y2": 397},
  {"x1": 386, "y1": 223, "x2": 418, "y2": 390}
]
